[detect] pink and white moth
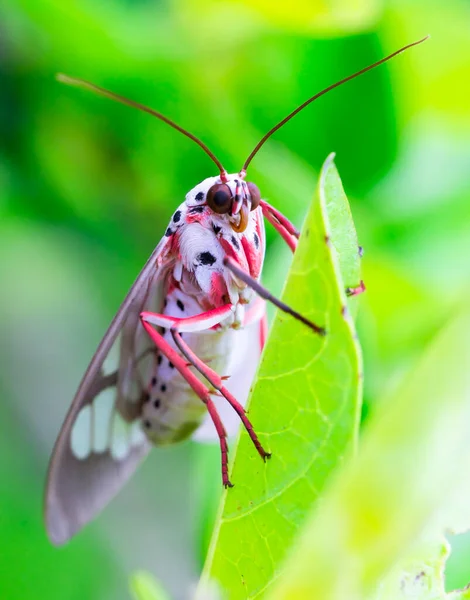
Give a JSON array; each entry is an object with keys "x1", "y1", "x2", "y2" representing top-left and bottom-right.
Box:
[{"x1": 45, "y1": 37, "x2": 428, "y2": 545}]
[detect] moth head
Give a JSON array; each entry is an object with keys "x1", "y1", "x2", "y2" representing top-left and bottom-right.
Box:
[{"x1": 204, "y1": 178, "x2": 261, "y2": 233}]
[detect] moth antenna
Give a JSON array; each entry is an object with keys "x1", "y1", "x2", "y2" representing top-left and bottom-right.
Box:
[
  {"x1": 56, "y1": 74, "x2": 228, "y2": 179},
  {"x1": 242, "y1": 35, "x2": 430, "y2": 172}
]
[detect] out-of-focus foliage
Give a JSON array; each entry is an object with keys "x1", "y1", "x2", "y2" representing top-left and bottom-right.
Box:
[
  {"x1": 130, "y1": 571, "x2": 172, "y2": 600},
  {"x1": 0, "y1": 0, "x2": 469, "y2": 599}
]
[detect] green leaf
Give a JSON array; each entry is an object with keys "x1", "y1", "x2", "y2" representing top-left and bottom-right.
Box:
[
  {"x1": 370, "y1": 536, "x2": 470, "y2": 600},
  {"x1": 371, "y1": 532, "x2": 470, "y2": 599},
  {"x1": 130, "y1": 571, "x2": 172, "y2": 600},
  {"x1": 265, "y1": 307, "x2": 470, "y2": 600},
  {"x1": 373, "y1": 538, "x2": 450, "y2": 600},
  {"x1": 322, "y1": 158, "x2": 362, "y2": 317},
  {"x1": 197, "y1": 154, "x2": 363, "y2": 599}
]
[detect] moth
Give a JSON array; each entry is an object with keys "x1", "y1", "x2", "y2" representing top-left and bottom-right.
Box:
[{"x1": 45, "y1": 37, "x2": 427, "y2": 545}]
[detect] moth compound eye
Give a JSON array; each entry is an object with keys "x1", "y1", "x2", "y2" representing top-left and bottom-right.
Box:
[
  {"x1": 247, "y1": 182, "x2": 261, "y2": 210},
  {"x1": 206, "y1": 183, "x2": 232, "y2": 214}
]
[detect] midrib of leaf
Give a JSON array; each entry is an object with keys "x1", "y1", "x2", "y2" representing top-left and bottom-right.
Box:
[{"x1": 196, "y1": 154, "x2": 363, "y2": 599}]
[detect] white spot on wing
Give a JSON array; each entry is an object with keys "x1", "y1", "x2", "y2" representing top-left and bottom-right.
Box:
[
  {"x1": 130, "y1": 420, "x2": 146, "y2": 447},
  {"x1": 102, "y1": 335, "x2": 120, "y2": 376},
  {"x1": 110, "y1": 412, "x2": 131, "y2": 460},
  {"x1": 72, "y1": 389, "x2": 145, "y2": 460},
  {"x1": 70, "y1": 405, "x2": 92, "y2": 459},
  {"x1": 91, "y1": 389, "x2": 114, "y2": 453}
]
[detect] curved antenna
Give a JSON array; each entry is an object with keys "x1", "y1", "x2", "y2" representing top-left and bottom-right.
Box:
[
  {"x1": 242, "y1": 35, "x2": 430, "y2": 172},
  {"x1": 57, "y1": 74, "x2": 227, "y2": 178}
]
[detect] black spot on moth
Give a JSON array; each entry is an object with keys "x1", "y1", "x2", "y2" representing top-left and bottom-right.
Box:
[
  {"x1": 165, "y1": 227, "x2": 173, "y2": 237},
  {"x1": 190, "y1": 205, "x2": 205, "y2": 214},
  {"x1": 212, "y1": 223, "x2": 222, "y2": 235},
  {"x1": 197, "y1": 251, "x2": 216, "y2": 266},
  {"x1": 195, "y1": 191, "x2": 204, "y2": 201},
  {"x1": 231, "y1": 235, "x2": 240, "y2": 250},
  {"x1": 153, "y1": 399, "x2": 161, "y2": 409},
  {"x1": 173, "y1": 210, "x2": 182, "y2": 223},
  {"x1": 177, "y1": 299, "x2": 185, "y2": 311},
  {"x1": 253, "y1": 232, "x2": 259, "y2": 248}
]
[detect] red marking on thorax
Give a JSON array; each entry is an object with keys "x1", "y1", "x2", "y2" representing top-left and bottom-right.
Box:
[
  {"x1": 219, "y1": 237, "x2": 250, "y2": 273},
  {"x1": 242, "y1": 211, "x2": 264, "y2": 279},
  {"x1": 241, "y1": 237, "x2": 261, "y2": 279},
  {"x1": 185, "y1": 207, "x2": 209, "y2": 225},
  {"x1": 210, "y1": 271, "x2": 229, "y2": 307}
]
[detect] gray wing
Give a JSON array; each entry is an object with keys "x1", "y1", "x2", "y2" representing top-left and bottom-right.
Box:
[{"x1": 45, "y1": 238, "x2": 172, "y2": 545}]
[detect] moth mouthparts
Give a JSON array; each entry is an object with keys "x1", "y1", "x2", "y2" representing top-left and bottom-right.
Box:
[{"x1": 230, "y1": 204, "x2": 249, "y2": 233}]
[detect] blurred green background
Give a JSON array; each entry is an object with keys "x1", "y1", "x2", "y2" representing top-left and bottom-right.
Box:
[{"x1": 0, "y1": 0, "x2": 469, "y2": 598}]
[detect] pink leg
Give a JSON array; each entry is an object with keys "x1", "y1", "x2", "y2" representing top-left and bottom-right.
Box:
[
  {"x1": 259, "y1": 313, "x2": 268, "y2": 350},
  {"x1": 260, "y1": 200, "x2": 299, "y2": 252},
  {"x1": 140, "y1": 305, "x2": 270, "y2": 487},
  {"x1": 141, "y1": 303, "x2": 234, "y2": 332},
  {"x1": 140, "y1": 318, "x2": 235, "y2": 487},
  {"x1": 205, "y1": 398, "x2": 233, "y2": 487},
  {"x1": 262, "y1": 206, "x2": 297, "y2": 252},
  {"x1": 346, "y1": 280, "x2": 366, "y2": 297},
  {"x1": 260, "y1": 201, "x2": 366, "y2": 298},
  {"x1": 260, "y1": 199, "x2": 300, "y2": 238},
  {"x1": 171, "y1": 330, "x2": 270, "y2": 461}
]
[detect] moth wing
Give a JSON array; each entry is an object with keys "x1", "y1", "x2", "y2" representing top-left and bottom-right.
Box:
[{"x1": 45, "y1": 238, "x2": 172, "y2": 545}]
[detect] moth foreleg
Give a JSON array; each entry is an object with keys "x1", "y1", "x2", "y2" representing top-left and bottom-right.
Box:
[
  {"x1": 260, "y1": 200, "x2": 299, "y2": 252},
  {"x1": 171, "y1": 329, "x2": 270, "y2": 462},
  {"x1": 260, "y1": 200, "x2": 366, "y2": 299},
  {"x1": 260, "y1": 203, "x2": 366, "y2": 301},
  {"x1": 141, "y1": 303, "x2": 234, "y2": 333}
]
